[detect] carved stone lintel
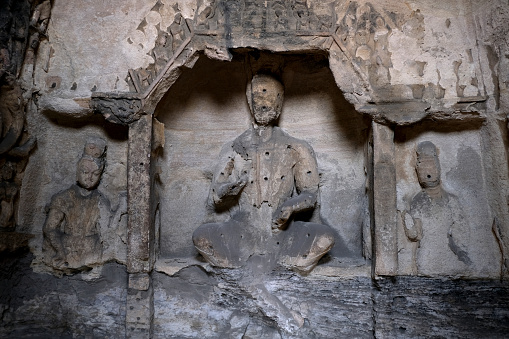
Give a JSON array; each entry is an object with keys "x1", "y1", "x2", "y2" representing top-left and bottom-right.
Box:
[
  {"x1": 90, "y1": 93, "x2": 143, "y2": 125},
  {"x1": 360, "y1": 102, "x2": 430, "y2": 126},
  {"x1": 194, "y1": 0, "x2": 336, "y2": 35},
  {"x1": 359, "y1": 101, "x2": 486, "y2": 126}
]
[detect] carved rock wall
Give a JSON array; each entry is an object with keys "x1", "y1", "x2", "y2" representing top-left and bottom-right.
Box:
[
  {"x1": 29, "y1": 0, "x2": 504, "y2": 117},
  {"x1": 1, "y1": 0, "x2": 509, "y2": 338}
]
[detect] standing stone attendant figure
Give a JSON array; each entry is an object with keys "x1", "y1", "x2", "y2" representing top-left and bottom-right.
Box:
[
  {"x1": 193, "y1": 74, "x2": 335, "y2": 273},
  {"x1": 43, "y1": 138, "x2": 111, "y2": 271},
  {"x1": 402, "y1": 141, "x2": 471, "y2": 276}
]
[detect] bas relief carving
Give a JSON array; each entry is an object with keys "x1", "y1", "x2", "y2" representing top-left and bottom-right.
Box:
[
  {"x1": 193, "y1": 74, "x2": 335, "y2": 274},
  {"x1": 128, "y1": 11, "x2": 192, "y2": 93},
  {"x1": 402, "y1": 141, "x2": 471, "y2": 276},
  {"x1": 0, "y1": 0, "x2": 51, "y2": 233},
  {"x1": 0, "y1": 76, "x2": 36, "y2": 230},
  {"x1": 336, "y1": 2, "x2": 392, "y2": 88},
  {"x1": 195, "y1": 0, "x2": 336, "y2": 34},
  {"x1": 42, "y1": 138, "x2": 126, "y2": 273}
]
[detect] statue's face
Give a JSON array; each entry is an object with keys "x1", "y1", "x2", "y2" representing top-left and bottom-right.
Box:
[
  {"x1": 250, "y1": 75, "x2": 284, "y2": 126},
  {"x1": 416, "y1": 154, "x2": 441, "y2": 188},
  {"x1": 77, "y1": 159, "x2": 102, "y2": 190}
]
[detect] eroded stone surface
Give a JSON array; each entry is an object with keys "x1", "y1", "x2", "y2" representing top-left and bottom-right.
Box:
[{"x1": 0, "y1": 253, "x2": 128, "y2": 339}]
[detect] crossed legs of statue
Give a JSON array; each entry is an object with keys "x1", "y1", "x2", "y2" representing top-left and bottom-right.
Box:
[{"x1": 193, "y1": 219, "x2": 334, "y2": 273}]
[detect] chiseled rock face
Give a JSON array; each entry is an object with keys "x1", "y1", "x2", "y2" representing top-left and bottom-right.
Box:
[
  {"x1": 31, "y1": 0, "x2": 506, "y2": 117},
  {"x1": 2, "y1": 254, "x2": 508, "y2": 338},
  {"x1": 1, "y1": 0, "x2": 509, "y2": 338},
  {"x1": 0, "y1": 254, "x2": 128, "y2": 338}
]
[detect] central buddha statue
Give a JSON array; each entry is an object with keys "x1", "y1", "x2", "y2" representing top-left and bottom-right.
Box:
[{"x1": 193, "y1": 73, "x2": 335, "y2": 273}]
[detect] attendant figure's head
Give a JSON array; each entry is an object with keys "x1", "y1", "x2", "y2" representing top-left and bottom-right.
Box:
[
  {"x1": 77, "y1": 138, "x2": 106, "y2": 190},
  {"x1": 416, "y1": 141, "x2": 441, "y2": 189}
]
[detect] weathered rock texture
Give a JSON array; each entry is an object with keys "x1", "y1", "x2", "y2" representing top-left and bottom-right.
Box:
[
  {"x1": 2, "y1": 253, "x2": 508, "y2": 338},
  {"x1": 1, "y1": 252, "x2": 128, "y2": 338},
  {"x1": 0, "y1": 0, "x2": 509, "y2": 337}
]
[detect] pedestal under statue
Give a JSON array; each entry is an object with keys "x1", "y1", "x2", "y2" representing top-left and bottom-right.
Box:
[{"x1": 193, "y1": 74, "x2": 335, "y2": 273}]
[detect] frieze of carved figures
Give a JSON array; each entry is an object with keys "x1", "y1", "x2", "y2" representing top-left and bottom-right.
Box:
[
  {"x1": 42, "y1": 138, "x2": 126, "y2": 273},
  {"x1": 193, "y1": 74, "x2": 335, "y2": 273},
  {"x1": 336, "y1": 2, "x2": 393, "y2": 88},
  {"x1": 195, "y1": 0, "x2": 336, "y2": 34},
  {"x1": 401, "y1": 141, "x2": 471, "y2": 276}
]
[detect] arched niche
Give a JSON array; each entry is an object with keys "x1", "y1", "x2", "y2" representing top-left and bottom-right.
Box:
[
  {"x1": 153, "y1": 51, "x2": 371, "y2": 268},
  {"x1": 89, "y1": 0, "x2": 486, "y2": 280}
]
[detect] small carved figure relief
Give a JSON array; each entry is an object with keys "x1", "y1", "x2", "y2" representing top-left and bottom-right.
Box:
[
  {"x1": 402, "y1": 141, "x2": 471, "y2": 276},
  {"x1": 152, "y1": 30, "x2": 172, "y2": 74},
  {"x1": 223, "y1": 0, "x2": 244, "y2": 28},
  {"x1": 168, "y1": 13, "x2": 188, "y2": 53},
  {"x1": 196, "y1": 1, "x2": 222, "y2": 31},
  {"x1": 195, "y1": 0, "x2": 334, "y2": 34},
  {"x1": 0, "y1": 76, "x2": 36, "y2": 229},
  {"x1": 193, "y1": 74, "x2": 335, "y2": 274},
  {"x1": 25, "y1": 0, "x2": 52, "y2": 66},
  {"x1": 129, "y1": 11, "x2": 191, "y2": 93},
  {"x1": 336, "y1": 2, "x2": 392, "y2": 88},
  {"x1": 43, "y1": 138, "x2": 112, "y2": 272},
  {"x1": 0, "y1": 1, "x2": 31, "y2": 78}
]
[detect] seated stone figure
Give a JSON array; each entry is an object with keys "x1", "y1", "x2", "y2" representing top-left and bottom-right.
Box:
[
  {"x1": 43, "y1": 138, "x2": 111, "y2": 271},
  {"x1": 193, "y1": 74, "x2": 335, "y2": 273}
]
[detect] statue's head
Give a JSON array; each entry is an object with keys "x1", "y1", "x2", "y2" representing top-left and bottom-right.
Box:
[
  {"x1": 416, "y1": 141, "x2": 441, "y2": 189},
  {"x1": 249, "y1": 74, "x2": 284, "y2": 126},
  {"x1": 77, "y1": 157, "x2": 104, "y2": 190},
  {"x1": 77, "y1": 138, "x2": 106, "y2": 190}
]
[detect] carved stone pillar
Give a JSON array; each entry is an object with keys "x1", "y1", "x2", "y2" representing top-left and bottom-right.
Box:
[
  {"x1": 91, "y1": 94, "x2": 154, "y2": 337},
  {"x1": 126, "y1": 114, "x2": 154, "y2": 338},
  {"x1": 126, "y1": 272, "x2": 153, "y2": 338},
  {"x1": 127, "y1": 114, "x2": 153, "y2": 273},
  {"x1": 372, "y1": 122, "x2": 398, "y2": 276}
]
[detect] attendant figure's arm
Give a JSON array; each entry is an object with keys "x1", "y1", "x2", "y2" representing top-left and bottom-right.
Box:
[
  {"x1": 272, "y1": 143, "x2": 319, "y2": 230},
  {"x1": 401, "y1": 210, "x2": 423, "y2": 242},
  {"x1": 43, "y1": 206, "x2": 66, "y2": 265}
]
